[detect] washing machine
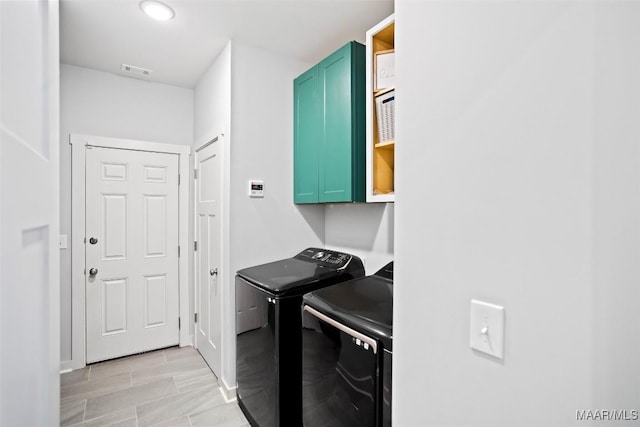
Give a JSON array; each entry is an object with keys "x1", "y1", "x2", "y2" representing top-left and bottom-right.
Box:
[
  {"x1": 235, "y1": 248, "x2": 365, "y2": 427},
  {"x1": 302, "y1": 262, "x2": 393, "y2": 427}
]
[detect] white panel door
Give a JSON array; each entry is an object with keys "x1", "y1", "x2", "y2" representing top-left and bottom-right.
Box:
[
  {"x1": 1, "y1": 0, "x2": 59, "y2": 424},
  {"x1": 195, "y1": 140, "x2": 223, "y2": 376},
  {"x1": 86, "y1": 147, "x2": 179, "y2": 363}
]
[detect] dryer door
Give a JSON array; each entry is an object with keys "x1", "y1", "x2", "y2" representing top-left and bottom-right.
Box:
[{"x1": 302, "y1": 305, "x2": 379, "y2": 427}]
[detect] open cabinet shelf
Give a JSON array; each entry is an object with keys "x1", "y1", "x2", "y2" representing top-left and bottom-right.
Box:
[
  {"x1": 375, "y1": 140, "x2": 395, "y2": 149},
  {"x1": 366, "y1": 14, "x2": 395, "y2": 203}
]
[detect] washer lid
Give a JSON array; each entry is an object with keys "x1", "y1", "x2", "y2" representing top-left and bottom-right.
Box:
[
  {"x1": 236, "y1": 248, "x2": 364, "y2": 296},
  {"x1": 303, "y1": 273, "x2": 393, "y2": 351},
  {"x1": 237, "y1": 258, "x2": 338, "y2": 294}
]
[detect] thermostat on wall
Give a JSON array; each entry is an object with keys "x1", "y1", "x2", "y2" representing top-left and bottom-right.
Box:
[{"x1": 249, "y1": 180, "x2": 264, "y2": 198}]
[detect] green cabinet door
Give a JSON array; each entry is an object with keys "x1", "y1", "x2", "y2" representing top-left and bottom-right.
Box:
[
  {"x1": 318, "y1": 41, "x2": 365, "y2": 203},
  {"x1": 319, "y1": 43, "x2": 353, "y2": 202},
  {"x1": 293, "y1": 41, "x2": 365, "y2": 204},
  {"x1": 294, "y1": 66, "x2": 321, "y2": 204}
]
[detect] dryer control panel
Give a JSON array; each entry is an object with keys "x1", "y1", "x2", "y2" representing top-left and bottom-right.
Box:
[{"x1": 295, "y1": 248, "x2": 352, "y2": 269}]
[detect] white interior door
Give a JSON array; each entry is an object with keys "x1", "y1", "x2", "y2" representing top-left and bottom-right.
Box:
[
  {"x1": 195, "y1": 139, "x2": 223, "y2": 377},
  {"x1": 1, "y1": 1, "x2": 60, "y2": 422},
  {"x1": 85, "y1": 146, "x2": 180, "y2": 363}
]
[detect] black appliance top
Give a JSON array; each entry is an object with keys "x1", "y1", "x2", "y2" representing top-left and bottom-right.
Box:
[
  {"x1": 236, "y1": 248, "x2": 365, "y2": 297},
  {"x1": 303, "y1": 262, "x2": 394, "y2": 351}
]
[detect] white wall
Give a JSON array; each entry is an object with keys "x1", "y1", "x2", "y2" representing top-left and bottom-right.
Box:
[
  {"x1": 60, "y1": 64, "x2": 194, "y2": 364},
  {"x1": 229, "y1": 41, "x2": 325, "y2": 265},
  {"x1": 1, "y1": 0, "x2": 60, "y2": 424},
  {"x1": 394, "y1": 2, "x2": 640, "y2": 426},
  {"x1": 194, "y1": 42, "x2": 231, "y2": 148},
  {"x1": 591, "y1": 2, "x2": 640, "y2": 410},
  {"x1": 325, "y1": 203, "x2": 394, "y2": 274}
]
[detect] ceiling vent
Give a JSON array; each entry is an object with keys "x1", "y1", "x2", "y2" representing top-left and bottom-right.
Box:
[{"x1": 120, "y1": 64, "x2": 152, "y2": 79}]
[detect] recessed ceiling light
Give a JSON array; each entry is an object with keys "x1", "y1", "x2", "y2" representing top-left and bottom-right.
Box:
[{"x1": 139, "y1": 0, "x2": 175, "y2": 21}]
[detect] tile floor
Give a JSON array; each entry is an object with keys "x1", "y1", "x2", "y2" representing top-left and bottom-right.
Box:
[{"x1": 60, "y1": 346, "x2": 249, "y2": 427}]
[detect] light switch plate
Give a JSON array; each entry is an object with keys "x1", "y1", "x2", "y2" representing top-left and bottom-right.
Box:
[
  {"x1": 470, "y1": 300, "x2": 505, "y2": 359},
  {"x1": 59, "y1": 234, "x2": 68, "y2": 250}
]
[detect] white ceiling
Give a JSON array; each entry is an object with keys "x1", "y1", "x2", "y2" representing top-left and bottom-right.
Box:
[{"x1": 60, "y1": 0, "x2": 394, "y2": 88}]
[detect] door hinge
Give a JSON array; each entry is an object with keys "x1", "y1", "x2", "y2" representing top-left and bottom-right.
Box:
[
  {"x1": 194, "y1": 241, "x2": 198, "y2": 251},
  {"x1": 178, "y1": 245, "x2": 181, "y2": 257},
  {"x1": 178, "y1": 174, "x2": 181, "y2": 186},
  {"x1": 194, "y1": 169, "x2": 198, "y2": 179},
  {"x1": 178, "y1": 317, "x2": 181, "y2": 330},
  {"x1": 194, "y1": 313, "x2": 198, "y2": 323}
]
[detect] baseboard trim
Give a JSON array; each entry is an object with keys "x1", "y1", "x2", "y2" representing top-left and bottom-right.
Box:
[
  {"x1": 219, "y1": 378, "x2": 237, "y2": 403},
  {"x1": 60, "y1": 359, "x2": 84, "y2": 373},
  {"x1": 179, "y1": 337, "x2": 194, "y2": 348}
]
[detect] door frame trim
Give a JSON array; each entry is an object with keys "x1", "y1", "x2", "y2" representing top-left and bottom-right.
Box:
[{"x1": 68, "y1": 133, "x2": 190, "y2": 370}]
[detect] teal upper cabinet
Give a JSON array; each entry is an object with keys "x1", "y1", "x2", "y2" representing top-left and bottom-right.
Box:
[{"x1": 294, "y1": 41, "x2": 365, "y2": 204}]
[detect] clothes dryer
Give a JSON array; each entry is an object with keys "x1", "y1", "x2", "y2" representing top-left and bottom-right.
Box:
[{"x1": 302, "y1": 262, "x2": 393, "y2": 427}]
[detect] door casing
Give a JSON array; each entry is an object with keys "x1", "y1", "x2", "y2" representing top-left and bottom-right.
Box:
[{"x1": 68, "y1": 134, "x2": 190, "y2": 370}]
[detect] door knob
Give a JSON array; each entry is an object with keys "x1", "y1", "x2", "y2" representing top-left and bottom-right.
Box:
[
  {"x1": 89, "y1": 268, "x2": 98, "y2": 277},
  {"x1": 210, "y1": 268, "x2": 218, "y2": 277},
  {"x1": 89, "y1": 237, "x2": 98, "y2": 245}
]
